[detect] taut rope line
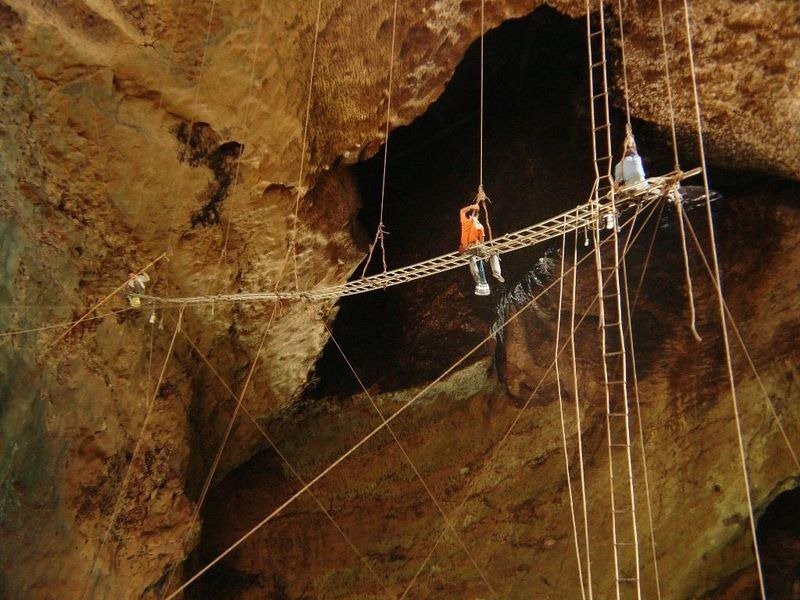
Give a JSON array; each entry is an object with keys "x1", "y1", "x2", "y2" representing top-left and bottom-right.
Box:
[
  {"x1": 555, "y1": 215, "x2": 589, "y2": 600},
  {"x1": 287, "y1": 0, "x2": 325, "y2": 289},
  {"x1": 619, "y1": 210, "x2": 663, "y2": 599},
  {"x1": 219, "y1": 0, "x2": 269, "y2": 260},
  {"x1": 324, "y1": 323, "x2": 498, "y2": 598},
  {"x1": 680, "y1": 0, "x2": 766, "y2": 596},
  {"x1": 615, "y1": 0, "x2": 632, "y2": 127},
  {"x1": 362, "y1": 0, "x2": 400, "y2": 277},
  {"x1": 178, "y1": 328, "x2": 392, "y2": 595},
  {"x1": 82, "y1": 306, "x2": 185, "y2": 600},
  {"x1": 570, "y1": 218, "x2": 595, "y2": 600},
  {"x1": 675, "y1": 199, "x2": 702, "y2": 341},
  {"x1": 656, "y1": 0, "x2": 680, "y2": 169}
]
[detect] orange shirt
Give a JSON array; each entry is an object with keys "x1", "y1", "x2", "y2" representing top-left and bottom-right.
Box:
[{"x1": 460, "y1": 213, "x2": 485, "y2": 252}]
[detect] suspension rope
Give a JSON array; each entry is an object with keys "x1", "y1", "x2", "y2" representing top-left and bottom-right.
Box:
[
  {"x1": 219, "y1": 0, "x2": 269, "y2": 260},
  {"x1": 361, "y1": 0, "x2": 400, "y2": 277},
  {"x1": 398, "y1": 202, "x2": 659, "y2": 597},
  {"x1": 82, "y1": 306, "x2": 185, "y2": 600},
  {"x1": 675, "y1": 199, "x2": 702, "y2": 341},
  {"x1": 287, "y1": 0, "x2": 325, "y2": 289},
  {"x1": 570, "y1": 223, "x2": 595, "y2": 600},
  {"x1": 615, "y1": 0, "x2": 632, "y2": 126},
  {"x1": 178, "y1": 328, "x2": 392, "y2": 595},
  {"x1": 682, "y1": 216, "x2": 800, "y2": 471},
  {"x1": 160, "y1": 302, "x2": 281, "y2": 597},
  {"x1": 479, "y1": 0, "x2": 485, "y2": 188},
  {"x1": 323, "y1": 323, "x2": 498, "y2": 598},
  {"x1": 656, "y1": 0, "x2": 680, "y2": 169},
  {"x1": 619, "y1": 212, "x2": 663, "y2": 599},
  {"x1": 554, "y1": 216, "x2": 588, "y2": 600},
  {"x1": 680, "y1": 1, "x2": 766, "y2": 596},
  {"x1": 0, "y1": 306, "x2": 143, "y2": 339},
  {"x1": 631, "y1": 201, "x2": 665, "y2": 312}
]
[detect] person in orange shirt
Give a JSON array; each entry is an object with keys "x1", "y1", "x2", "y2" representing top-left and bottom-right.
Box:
[{"x1": 459, "y1": 203, "x2": 503, "y2": 296}]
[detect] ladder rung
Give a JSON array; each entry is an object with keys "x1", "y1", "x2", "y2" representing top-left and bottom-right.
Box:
[
  {"x1": 604, "y1": 321, "x2": 621, "y2": 328},
  {"x1": 593, "y1": 122, "x2": 610, "y2": 131},
  {"x1": 614, "y1": 541, "x2": 636, "y2": 546},
  {"x1": 590, "y1": 29, "x2": 603, "y2": 38},
  {"x1": 605, "y1": 349, "x2": 624, "y2": 356},
  {"x1": 610, "y1": 443, "x2": 631, "y2": 448},
  {"x1": 592, "y1": 92, "x2": 606, "y2": 100},
  {"x1": 596, "y1": 155, "x2": 612, "y2": 162},
  {"x1": 591, "y1": 59, "x2": 606, "y2": 68},
  {"x1": 607, "y1": 380, "x2": 626, "y2": 386},
  {"x1": 608, "y1": 412, "x2": 629, "y2": 417}
]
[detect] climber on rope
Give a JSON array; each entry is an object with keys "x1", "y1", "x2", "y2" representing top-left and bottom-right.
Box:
[
  {"x1": 613, "y1": 125, "x2": 648, "y2": 193},
  {"x1": 459, "y1": 202, "x2": 503, "y2": 296},
  {"x1": 126, "y1": 272, "x2": 150, "y2": 307}
]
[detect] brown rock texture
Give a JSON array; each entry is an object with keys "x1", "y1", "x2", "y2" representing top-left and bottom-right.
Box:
[{"x1": 0, "y1": 0, "x2": 797, "y2": 598}]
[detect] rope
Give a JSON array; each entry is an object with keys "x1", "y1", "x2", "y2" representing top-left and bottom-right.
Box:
[
  {"x1": 219, "y1": 0, "x2": 269, "y2": 260},
  {"x1": 41, "y1": 253, "x2": 167, "y2": 355},
  {"x1": 479, "y1": 0, "x2": 485, "y2": 188},
  {"x1": 570, "y1": 225, "x2": 595, "y2": 600},
  {"x1": 178, "y1": 328, "x2": 392, "y2": 595},
  {"x1": 288, "y1": 0, "x2": 325, "y2": 289},
  {"x1": 0, "y1": 306, "x2": 140, "y2": 339},
  {"x1": 675, "y1": 198, "x2": 702, "y2": 341},
  {"x1": 323, "y1": 323, "x2": 498, "y2": 598},
  {"x1": 615, "y1": 0, "x2": 632, "y2": 127},
  {"x1": 162, "y1": 201, "x2": 658, "y2": 600},
  {"x1": 554, "y1": 216, "x2": 588, "y2": 600},
  {"x1": 680, "y1": 1, "x2": 766, "y2": 596},
  {"x1": 682, "y1": 217, "x2": 800, "y2": 471},
  {"x1": 397, "y1": 203, "x2": 657, "y2": 597},
  {"x1": 620, "y1": 216, "x2": 663, "y2": 599},
  {"x1": 631, "y1": 201, "x2": 665, "y2": 313},
  {"x1": 160, "y1": 302, "x2": 281, "y2": 597},
  {"x1": 361, "y1": 0, "x2": 399, "y2": 277},
  {"x1": 656, "y1": 0, "x2": 680, "y2": 169},
  {"x1": 82, "y1": 306, "x2": 185, "y2": 600}
]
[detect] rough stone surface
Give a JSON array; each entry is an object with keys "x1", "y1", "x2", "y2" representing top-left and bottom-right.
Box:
[{"x1": 0, "y1": 0, "x2": 797, "y2": 598}]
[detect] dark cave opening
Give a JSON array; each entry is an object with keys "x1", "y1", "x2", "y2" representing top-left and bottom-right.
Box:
[
  {"x1": 308, "y1": 5, "x2": 711, "y2": 398},
  {"x1": 311, "y1": 6, "x2": 599, "y2": 397}
]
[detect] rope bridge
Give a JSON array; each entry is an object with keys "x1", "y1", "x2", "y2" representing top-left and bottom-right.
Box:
[{"x1": 141, "y1": 169, "x2": 699, "y2": 307}]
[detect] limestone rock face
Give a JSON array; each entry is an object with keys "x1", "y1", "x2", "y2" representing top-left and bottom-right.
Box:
[{"x1": 0, "y1": 0, "x2": 797, "y2": 598}]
